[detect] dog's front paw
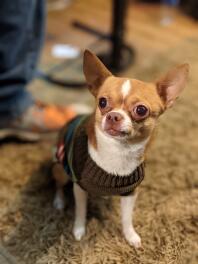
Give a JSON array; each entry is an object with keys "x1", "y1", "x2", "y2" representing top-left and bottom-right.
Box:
[
  {"x1": 73, "y1": 225, "x2": 86, "y2": 241},
  {"x1": 125, "y1": 231, "x2": 142, "y2": 248}
]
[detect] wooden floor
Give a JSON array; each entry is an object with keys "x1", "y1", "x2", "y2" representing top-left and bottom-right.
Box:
[
  {"x1": 43, "y1": 0, "x2": 198, "y2": 68},
  {"x1": 31, "y1": 0, "x2": 198, "y2": 107}
]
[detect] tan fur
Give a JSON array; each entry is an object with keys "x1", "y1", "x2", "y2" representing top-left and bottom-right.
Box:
[
  {"x1": 54, "y1": 50, "x2": 189, "y2": 187},
  {"x1": 83, "y1": 50, "x2": 112, "y2": 96},
  {"x1": 52, "y1": 163, "x2": 69, "y2": 210},
  {"x1": 53, "y1": 50, "x2": 189, "y2": 246},
  {"x1": 52, "y1": 163, "x2": 69, "y2": 187},
  {"x1": 156, "y1": 63, "x2": 189, "y2": 108},
  {"x1": 85, "y1": 77, "x2": 164, "y2": 167},
  {"x1": 52, "y1": 122, "x2": 72, "y2": 188},
  {"x1": 85, "y1": 114, "x2": 97, "y2": 149},
  {"x1": 84, "y1": 53, "x2": 189, "y2": 160}
]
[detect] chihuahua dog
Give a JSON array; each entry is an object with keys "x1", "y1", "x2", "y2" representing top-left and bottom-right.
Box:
[{"x1": 52, "y1": 50, "x2": 189, "y2": 248}]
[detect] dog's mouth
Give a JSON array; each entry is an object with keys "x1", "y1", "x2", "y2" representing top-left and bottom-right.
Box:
[
  {"x1": 105, "y1": 128, "x2": 130, "y2": 137},
  {"x1": 102, "y1": 116, "x2": 132, "y2": 138}
]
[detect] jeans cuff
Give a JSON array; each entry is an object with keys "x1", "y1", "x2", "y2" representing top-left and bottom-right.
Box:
[{"x1": 0, "y1": 90, "x2": 34, "y2": 120}]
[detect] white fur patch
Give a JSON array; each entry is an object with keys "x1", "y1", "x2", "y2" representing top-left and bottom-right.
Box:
[
  {"x1": 53, "y1": 193, "x2": 65, "y2": 210},
  {"x1": 121, "y1": 193, "x2": 142, "y2": 248},
  {"x1": 88, "y1": 125, "x2": 149, "y2": 176},
  {"x1": 73, "y1": 183, "x2": 87, "y2": 241},
  {"x1": 121, "y1": 80, "x2": 131, "y2": 99}
]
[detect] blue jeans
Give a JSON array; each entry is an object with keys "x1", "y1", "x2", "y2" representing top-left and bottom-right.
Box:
[{"x1": 0, "y1": 0, "x2": 45, "y2": 119}]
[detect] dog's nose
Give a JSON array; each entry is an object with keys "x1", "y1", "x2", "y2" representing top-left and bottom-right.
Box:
[{"x1": 106, "y1": 112, "x2": 123, "y2": 123}]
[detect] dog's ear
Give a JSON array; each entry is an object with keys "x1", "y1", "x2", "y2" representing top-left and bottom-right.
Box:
[
  {"x1": 83, "y1": 50, "x2": 112, "y2": 96},
  {"x1": 156, "y1": 63, "x2": 189, "y2": 108}
]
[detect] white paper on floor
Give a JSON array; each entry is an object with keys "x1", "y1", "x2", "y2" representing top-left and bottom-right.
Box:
[{"x1": 52, "y1": 44, "x2": 80, "y2": 59}]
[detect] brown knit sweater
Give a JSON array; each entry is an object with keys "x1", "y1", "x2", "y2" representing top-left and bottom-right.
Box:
[{"x1": 56, "y1": 115, "x2": 145, "y2": 196}]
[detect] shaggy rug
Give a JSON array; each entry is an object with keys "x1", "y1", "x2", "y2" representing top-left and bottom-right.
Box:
[{"x1": 0, "y1": 38, "x2": 197, "y2": 264}]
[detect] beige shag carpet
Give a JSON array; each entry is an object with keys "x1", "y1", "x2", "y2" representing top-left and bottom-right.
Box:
[{"x1": 0, "y1": 38, "x2": 197, "y2": 264}]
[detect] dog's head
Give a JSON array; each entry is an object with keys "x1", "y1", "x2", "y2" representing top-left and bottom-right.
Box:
[{"x1": 83, "y1": 50, "x2": 189, "y2": 143}]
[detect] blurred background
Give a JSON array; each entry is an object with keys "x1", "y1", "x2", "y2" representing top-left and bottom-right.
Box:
[
  {"x1": 31, "y1": 0, "x2": 198, "y2": 107},
  {"x1": 0, "y1": 1, "x2": 197, "y2": 264}
]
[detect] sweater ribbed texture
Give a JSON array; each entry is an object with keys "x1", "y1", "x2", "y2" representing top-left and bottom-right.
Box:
[{"x1": 61, "y1": 115, "x2": 145, "y2": 196}]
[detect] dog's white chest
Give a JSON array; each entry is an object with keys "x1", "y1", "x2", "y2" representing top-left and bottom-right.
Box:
[{"x1": 88, "y1": 127, "x2": 147, "y2": 176}]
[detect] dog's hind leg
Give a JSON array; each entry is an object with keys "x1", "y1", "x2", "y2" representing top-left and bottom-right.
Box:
[{"x1": 52, "y1": 162, "x2": 70, "y2": 210}]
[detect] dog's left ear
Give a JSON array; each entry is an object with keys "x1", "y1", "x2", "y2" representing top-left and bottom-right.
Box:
[
  {"x1": 156, "y1": 63, "x2": 189, "y2": 108},
  {"x1": 83, "y1": 50, "x2": 112, "y2": 96}
]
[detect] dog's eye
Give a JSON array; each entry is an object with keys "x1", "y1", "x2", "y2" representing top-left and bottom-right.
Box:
[
  {"x1": 136, "y1": 105, "x2": 148, "y2": 116},
  {"x1": 133, "y1": 104, "x2": 149, "y2": 120},
  {"x1": 99, "y1": 97, "x2": 107, "y2": 108}
]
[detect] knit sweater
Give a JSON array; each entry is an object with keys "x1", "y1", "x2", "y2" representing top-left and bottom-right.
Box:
[{"x1": 55, "y1": 115, "x2": 145, "y2": 196}]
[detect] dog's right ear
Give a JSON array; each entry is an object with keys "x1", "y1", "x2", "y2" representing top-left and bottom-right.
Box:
[{"x1": 83, "y1": 50, "x2": 112, "y2": 96}]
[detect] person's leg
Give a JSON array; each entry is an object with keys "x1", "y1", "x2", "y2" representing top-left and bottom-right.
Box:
[
  {"x1": 0, "y1": 0, "x2": 45, "y2": 119},
  {"x1": 0, "y1": 0, "x2": 85, "y2": 141}
]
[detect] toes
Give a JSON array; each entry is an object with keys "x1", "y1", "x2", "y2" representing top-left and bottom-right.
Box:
[
  {"x1": 126, "y1": 232, "x2": 142, "y2": 248},
  {"x1": 73, "y1": 226, "x2": 86, "y2": 241},
  {"x1": 131, "y1": 236, "x2": 142, "y2": 248}
]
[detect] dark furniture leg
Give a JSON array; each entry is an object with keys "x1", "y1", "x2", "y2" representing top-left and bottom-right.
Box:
[
  {"x1": 39, "y1": 0, "x2": 135, "y2": 88},
  {"x1": 74, "y1": 0, "x2": 135, "y2": 73}
]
